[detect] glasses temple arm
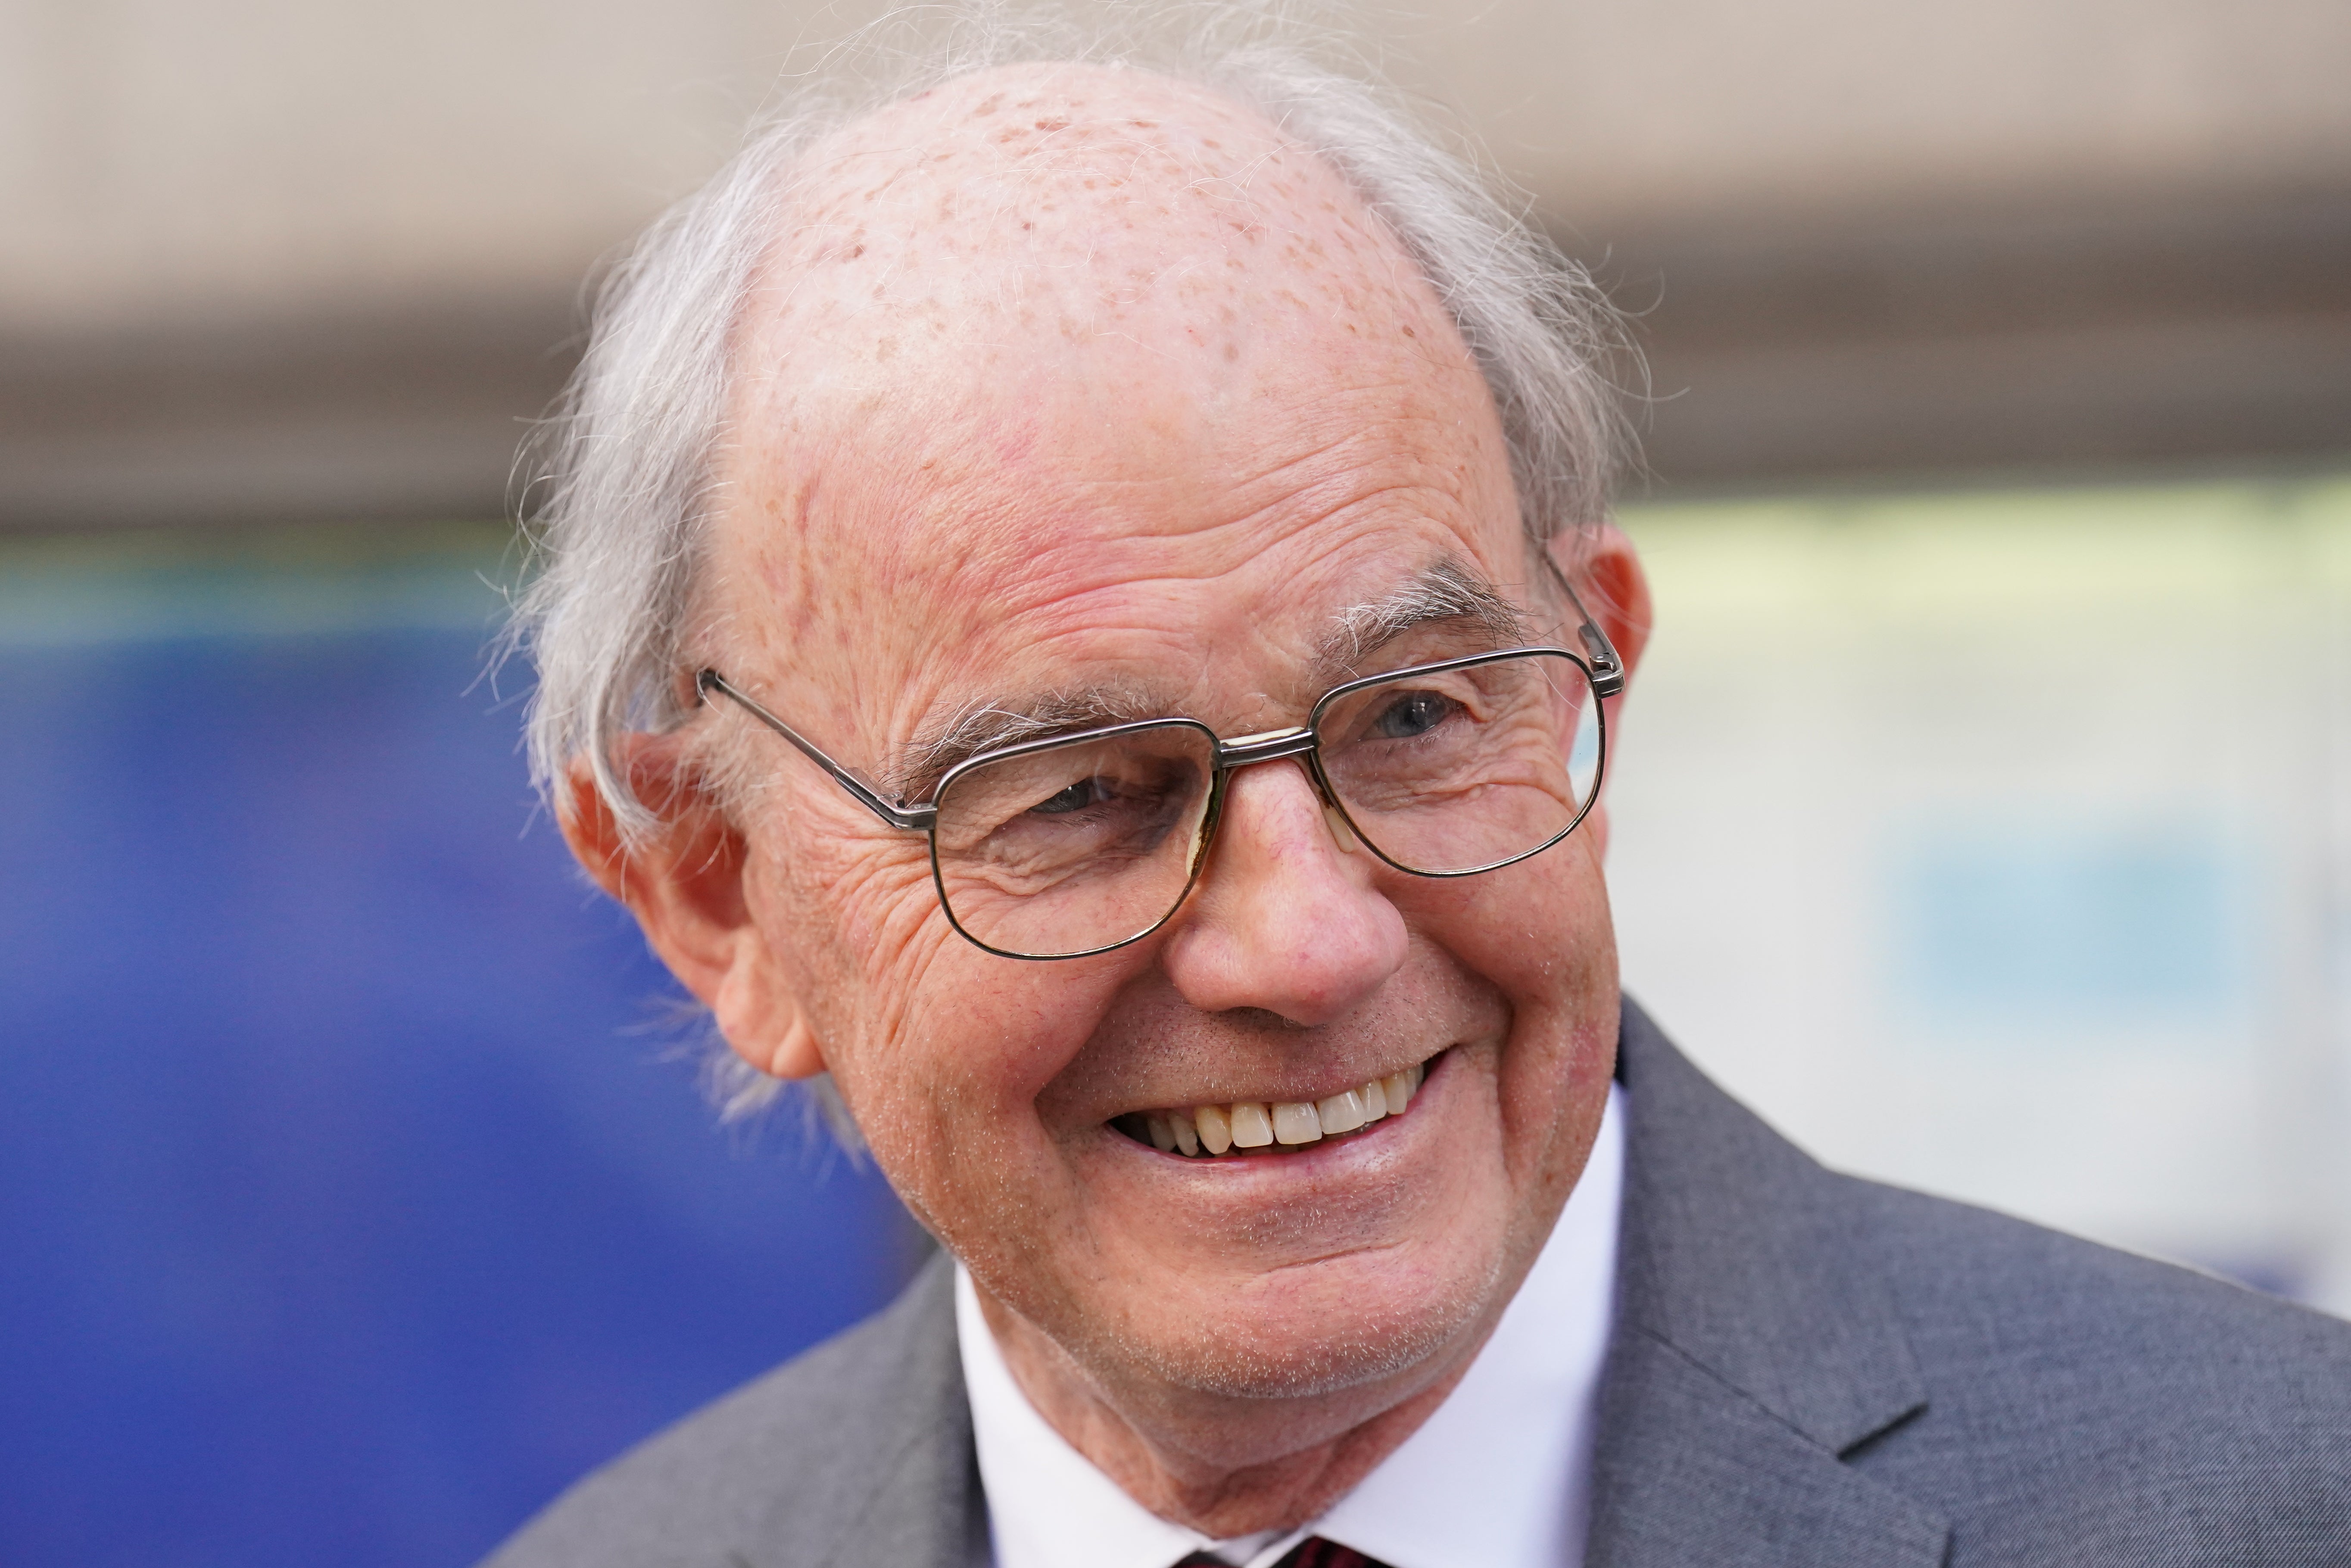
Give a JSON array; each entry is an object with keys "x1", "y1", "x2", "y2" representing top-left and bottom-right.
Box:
[
  {"x1": 695, "y1": 670, "x2": 939, "y2": 832},
  {"x1": 1540, "y1": 552, "x2": 1626, "y2": 697}
]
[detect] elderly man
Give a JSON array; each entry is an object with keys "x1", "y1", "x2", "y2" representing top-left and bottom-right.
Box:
[{"x1": 488, "y1": 30, "x2": 2351, "y2": 1568}]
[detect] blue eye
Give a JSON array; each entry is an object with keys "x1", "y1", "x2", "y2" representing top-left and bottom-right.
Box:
[
  {"x1": 1369, "y1": 690, "x2": 1459, "y2": 740},
  {"x1": 1029, "y1": 778, "x2": 1108, "y2": 815}
]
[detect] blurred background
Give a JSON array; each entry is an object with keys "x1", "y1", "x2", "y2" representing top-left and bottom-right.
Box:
[{"x1": 2, "y1": 1, "x2": 2345, "y2": 1563}]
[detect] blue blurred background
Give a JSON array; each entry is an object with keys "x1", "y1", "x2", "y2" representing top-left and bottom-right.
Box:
[{"x1": 0, "y1": 529, "x2": 922, "y2": 1568}]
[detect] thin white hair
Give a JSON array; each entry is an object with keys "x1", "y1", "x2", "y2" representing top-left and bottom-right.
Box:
[{"x1": 501, "y1": 2, "x2": 1633, "y2": 1123}]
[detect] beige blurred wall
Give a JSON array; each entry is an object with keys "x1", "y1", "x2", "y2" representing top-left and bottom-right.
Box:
[
  {"x1": 3, "y1": 0, "x2": 2347, "y2": 524},
  {"x1": 1420, "y1": 0, "x2": 2351, "y2": 222},
  {"x1": 0, "y1": 0, "x2": 806, "y2": 331}
]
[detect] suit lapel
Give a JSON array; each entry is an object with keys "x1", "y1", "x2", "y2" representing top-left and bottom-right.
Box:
[
  {"x1": 739, "y1": 1253, "x2": 986, "y2": 1568},
  {"x1": 1587, "y1": 1334, "x2": 1947, "y2": 1567},
  {"x1": 1585, "y1": 1001, "x2": 1950, "y2": 1567}
]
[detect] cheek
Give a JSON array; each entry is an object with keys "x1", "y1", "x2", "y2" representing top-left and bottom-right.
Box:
[
  {"x1": 1396, "y1": 836, "x2": 1617, "y2": 1171},
  {"x1": 1399, "y1": 832, "x2": 1615, "y2": 1011},
  {"x1": 756, "y1": 814, "x2": 1137, "y2": 1200},
  {"x1": 838, "y1": 959, "x2": 1135, "y2": 1257}
]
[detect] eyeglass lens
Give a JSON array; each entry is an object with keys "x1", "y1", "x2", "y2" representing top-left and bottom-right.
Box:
[{"x1": 930, "y1": 650, "x2": 1602, "y2": 958}]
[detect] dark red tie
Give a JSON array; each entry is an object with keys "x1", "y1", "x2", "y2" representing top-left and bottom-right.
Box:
[
  {"x1": 1275, "y1": 1540, "x2": 1392, "y2": 1568},
  {"x1": 1177, "y1": 1541, "x2": 1393, "y2": 1568}
]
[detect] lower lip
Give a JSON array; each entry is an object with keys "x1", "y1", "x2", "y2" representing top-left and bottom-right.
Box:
[{"x1": 1110, "y1": 1048, "x2": 1453, "y2": 1168}]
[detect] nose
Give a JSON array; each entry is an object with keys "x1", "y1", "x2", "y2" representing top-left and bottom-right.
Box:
[{"x1": 1157, "y1": 759, "x2": 1410, "y2": 1026}]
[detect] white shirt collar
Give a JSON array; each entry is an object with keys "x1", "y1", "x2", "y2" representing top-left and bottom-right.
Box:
[{"x1": 958, "y1": 1081, "x2": 1624, "y2": 1568}]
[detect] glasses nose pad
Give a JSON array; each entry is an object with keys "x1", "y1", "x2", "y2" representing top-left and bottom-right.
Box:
[
  {"x1": 1323, "y1": 800, "x2": 1360, "y2": 855},
  {"x1": 1185, "y1": 778, "x2": 1223, "y2": 877},
  {"x1": 1292, "y1": 752, "x2": 1356, "y2": 855}
]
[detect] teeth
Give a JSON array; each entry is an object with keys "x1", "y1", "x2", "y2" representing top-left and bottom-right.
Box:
[
  {"x1": 1136, "y1": 1058, "x2": 1434, "y2": 1157},
  {"x1": 1316, "y1": 1088, "x2": 1366, "y2": 1135}
]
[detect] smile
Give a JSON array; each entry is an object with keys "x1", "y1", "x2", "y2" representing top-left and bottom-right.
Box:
[{"x1": 1111, "y1": 1053, "x2": 1437, "y2": 1159}]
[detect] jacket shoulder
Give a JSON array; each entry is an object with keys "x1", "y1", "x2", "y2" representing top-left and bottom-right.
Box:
[
  {"x1": 480, "y1": 1254, "x2": 975, "y2": 1568},
  {"x1": 1606, "y1": 1001, "x2": 2351, "y2": 1564},
  {"x1": 1844, "y1": 1175, "x2": 2351, "y2": 1558}
]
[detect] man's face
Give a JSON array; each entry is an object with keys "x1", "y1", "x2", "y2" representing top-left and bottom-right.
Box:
[{"x1": 686, "y1": 68, "x2": 1627, "y2": 1447}]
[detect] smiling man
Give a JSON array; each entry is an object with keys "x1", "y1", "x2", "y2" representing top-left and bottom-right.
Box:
[{"x1": 487, "y1": 24, "x2": 2351, "y2": 1568}]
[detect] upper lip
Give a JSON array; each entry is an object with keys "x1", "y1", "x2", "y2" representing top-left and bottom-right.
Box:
[{"x1": 1109, "y1": 1049, "x2": 1442, "y2": 1120}]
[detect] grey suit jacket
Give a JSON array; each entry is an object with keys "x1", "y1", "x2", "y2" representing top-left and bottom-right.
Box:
[{"x1": 486, "y1": 1001, "x2": 2351, "y2": 1566}]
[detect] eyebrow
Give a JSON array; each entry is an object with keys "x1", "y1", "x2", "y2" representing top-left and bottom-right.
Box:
[
  {"x1": 884, "y1": 557, "x2": 1529, "y2": 801},
  {"x1": 886, "y1": 687, "x2": 1169, "y2": 802},
  {"x1": 1314, "y1": 556, "x2": 1528, "y2": 682}
]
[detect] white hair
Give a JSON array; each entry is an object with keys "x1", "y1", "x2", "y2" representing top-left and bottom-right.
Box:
[{"x1": 502, "y1": 3, "x2": 1632, "y2": 1122}]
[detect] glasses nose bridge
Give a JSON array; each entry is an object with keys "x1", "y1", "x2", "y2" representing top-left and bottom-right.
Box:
[
  {"x1": 1200, "y1": 724, "x2": 1342, "y2": 858},
  {"x1": 1213, "y1": 724, "x2": 1323, "y2": 786}
]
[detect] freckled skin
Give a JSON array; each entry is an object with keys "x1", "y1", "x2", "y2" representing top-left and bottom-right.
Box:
[{"x1": 590, "y1": 62, "x2": 1653, "y2": 1537}]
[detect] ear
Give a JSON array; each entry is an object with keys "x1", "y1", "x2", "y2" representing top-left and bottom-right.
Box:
[
  {"x1": 559, "y1": 742, "x2": 827, "y2": 1081},
  {"x1": 1547, "y1": 523, "x2": 1653, "y2": 860},
  {"x1": 1547, "y1": 521, "x2": 1653, "y2": 687}
]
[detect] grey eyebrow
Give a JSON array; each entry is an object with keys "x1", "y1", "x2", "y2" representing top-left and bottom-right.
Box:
[
  {"x1": 885, "y1": 558, "x2": 1528, "y2": 801},
  {"x1": 1313, "y1": 557, "x2": 1529, "y2": 682},
  {"x1": 886, "y1": 687, "x2": 1168, "y2": 802}
]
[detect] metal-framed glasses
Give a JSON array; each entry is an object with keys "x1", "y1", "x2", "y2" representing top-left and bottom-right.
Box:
[{"x1": 698, "y1": 603, "x2": 1622, "y2": 961}]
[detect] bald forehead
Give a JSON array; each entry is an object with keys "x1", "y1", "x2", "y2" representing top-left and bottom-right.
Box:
[
  {"x1": 708, "y1": 61, "x2": 1520, "y2": 737},
  {"x1": 746, "y1": 61, "x2": 1450, "y2": 376}
]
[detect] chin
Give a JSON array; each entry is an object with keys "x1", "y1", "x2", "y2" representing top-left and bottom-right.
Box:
[{"x1": 1112, "y1": 1244, "x2": 1503, "y2": 1405}]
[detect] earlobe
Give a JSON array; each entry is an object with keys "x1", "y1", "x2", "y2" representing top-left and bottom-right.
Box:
[
  {"x1": 764, "y1": 1005, "x2": 826, "y2": 1081},
  {"x1": 703, "y1": 946, "x2": 829, "y2": 1081}
]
